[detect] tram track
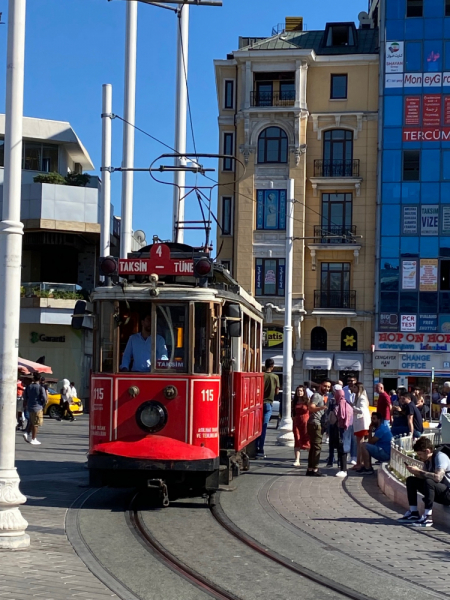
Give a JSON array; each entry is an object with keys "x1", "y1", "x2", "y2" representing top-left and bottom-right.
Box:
[{"x1": 129, "y1": 490, "x2": 373, "y2": 600}]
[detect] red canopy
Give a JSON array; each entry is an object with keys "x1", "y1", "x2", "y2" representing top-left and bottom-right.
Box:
[{"x1": 18, "y1": 357, "x2": 52, "y2": 375}]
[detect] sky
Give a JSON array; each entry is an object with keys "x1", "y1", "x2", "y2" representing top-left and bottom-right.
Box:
[{"x1": 0, "y1": 0, "x2": 368, "y2": 249}]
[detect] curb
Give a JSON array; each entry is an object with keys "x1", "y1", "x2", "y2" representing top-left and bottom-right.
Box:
[{"x1": 377, "y1": 464, "x2": 450, "y2": 527}]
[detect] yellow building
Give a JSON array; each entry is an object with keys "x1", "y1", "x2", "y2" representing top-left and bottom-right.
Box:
[{"x1": 214, "y1": 15, "x2": 379, "y2": 394}]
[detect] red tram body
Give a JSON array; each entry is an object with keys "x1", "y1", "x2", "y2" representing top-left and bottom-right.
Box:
[{"x1": 87, "y1": 243, "x2": 263, "y2": 502}]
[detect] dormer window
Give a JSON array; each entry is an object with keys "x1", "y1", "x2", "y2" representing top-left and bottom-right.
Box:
[{"x1": 324, "y1": 23, "x2": 356, "y2": 47}]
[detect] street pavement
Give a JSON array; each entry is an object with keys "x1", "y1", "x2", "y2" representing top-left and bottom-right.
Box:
[{"x1": 2, "y1": 416, "x2": 450, "y2": 600}]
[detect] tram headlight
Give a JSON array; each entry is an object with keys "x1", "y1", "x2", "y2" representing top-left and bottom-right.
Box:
[{"x1": 136, "y1": 401, "x2": 168, "y2": 433}]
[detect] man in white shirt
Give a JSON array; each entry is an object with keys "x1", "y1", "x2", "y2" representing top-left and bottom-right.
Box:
[
  {"x1": 120, "y1": 314, "x2": 168, "y2": 372},
  {"x1": 70, "y1": 382, "x2": 77, "y2": 398}
]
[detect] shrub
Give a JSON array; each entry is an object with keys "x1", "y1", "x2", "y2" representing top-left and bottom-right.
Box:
[
  {"x1": 33, "y1": 172, "x2": 66, "y2": 185},
  {"x1": 65, "y1": 172, "x2": 91, "y2": 187}
]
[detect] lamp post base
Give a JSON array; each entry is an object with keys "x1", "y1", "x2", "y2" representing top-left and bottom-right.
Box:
[
  {"x1": 0, "y1": 473, "x2": 30, "y2": 549},
  {"x1": 276, "y1": 417, "x2": 295, "y2": 447}
]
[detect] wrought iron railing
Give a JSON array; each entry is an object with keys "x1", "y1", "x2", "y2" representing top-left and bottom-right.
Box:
[
  {"x1": 388, "y1": 431, "x2": 441, "y2": 480},
  {"x1": 314, "y1": 159, "x2": 360, "y2": 177},
  {"x1": 313, "y1": 225, "x2": 357, "y2": 244},
  {"x1": 314, "y1": 289, "x2": 356, "y2": 310},
  {"x1": 250, "y1": 90, "x2": 296, "y2": 107}
]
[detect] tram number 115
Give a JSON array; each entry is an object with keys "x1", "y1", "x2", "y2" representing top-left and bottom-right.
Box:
[
  {"x1": 201, "y1": 389, "x2": 214, "y2": 402},
  {"x1": 93, "y1": 388, "x2": 104, "y2": 400}
]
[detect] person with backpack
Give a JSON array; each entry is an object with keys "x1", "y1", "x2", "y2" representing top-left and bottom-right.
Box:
[
  {"x1": 23, "y1": 372, "x2": 47, "y2": 445},
  {"x1": 398, "y1": 436, "x2": 450, "y2": 528}
]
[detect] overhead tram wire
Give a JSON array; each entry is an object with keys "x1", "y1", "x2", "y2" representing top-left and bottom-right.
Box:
[{"x1": 109, "y1": 115, "x2": 353, "y2": 241}]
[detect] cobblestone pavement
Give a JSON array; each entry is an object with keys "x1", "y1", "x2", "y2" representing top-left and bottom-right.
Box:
[{"x1": 0, "y1": 416, "x2": 116, "y2": 600}]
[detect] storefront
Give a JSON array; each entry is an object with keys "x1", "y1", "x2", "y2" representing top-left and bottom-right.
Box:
[
  {"x1": 374, "y1": 332, "x2": 450, "y2": 394},
  {"x1": 262, "y1": 325, "x2": 284, "y2": 388},
  {"x1": 302, "y1": 351, "x2": 364, "y2": 385}
]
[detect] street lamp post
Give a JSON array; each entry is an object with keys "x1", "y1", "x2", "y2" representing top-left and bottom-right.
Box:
[{"x1": 0, "y1": 0, "x2": 30, "y2": 549}]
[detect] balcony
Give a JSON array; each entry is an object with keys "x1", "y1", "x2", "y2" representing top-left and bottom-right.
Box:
[
  {"x1": 314, "y1": 159, "x2": 360, "y2": 178},
  {"x1": 250, "y1": 90, "x2": 295, "y2": 107},
  {"x1": 314, "y1": 290, "x2": 356, "y2": 310},
  {"x1": 313, "y1": 225, "x2": 357, "y2": 244}
]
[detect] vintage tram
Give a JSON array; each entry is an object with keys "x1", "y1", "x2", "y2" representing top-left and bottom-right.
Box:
[{"x1": 86, "y1": 242, "x2": 263, "y2": 504}]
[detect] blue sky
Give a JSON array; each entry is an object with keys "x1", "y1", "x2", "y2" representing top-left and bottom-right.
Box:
[{"x1": 0, "y1": 0, "x2": 367, "y2": 249}]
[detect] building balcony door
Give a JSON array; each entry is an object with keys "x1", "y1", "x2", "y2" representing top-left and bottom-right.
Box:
[
  {"x1": 318, "y1": 263, "x2": 354, "y2": 309},
  {"x1": 323, "y1": 130, "x2": 353, "y2": 176},
  {"x1": 321, "y1": 193, "x2": 353, "y2": 243}
]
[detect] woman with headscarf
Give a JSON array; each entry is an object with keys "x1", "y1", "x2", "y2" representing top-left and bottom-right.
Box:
[
  {"x1": 60, "y1": 379, "x2": 76, "y2": 422},
  {"x1": 330, "y1": 385, "x2": 353, "y2": 478},
  {"x1": 292, "y1": 385, "x2": 310, "y2": 467}
]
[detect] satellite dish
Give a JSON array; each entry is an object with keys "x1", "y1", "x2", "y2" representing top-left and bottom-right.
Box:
[{"x1": 133, "y1": 230, "x2": 146, "y2": 244}]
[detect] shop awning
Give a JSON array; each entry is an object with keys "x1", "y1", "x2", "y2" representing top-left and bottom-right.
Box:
[
  {"x1": 303, "y1": 352, "x2": 334, "y2": 370},
  {"x1": 262, "y1": 350, "x2": 284, "y2": 368},
  {"x1": 18, "y1": 357, "x2": 52, "y2": 375},
  {"x1": 334, "y1": 353, "x2": 364, "y2": 372}
]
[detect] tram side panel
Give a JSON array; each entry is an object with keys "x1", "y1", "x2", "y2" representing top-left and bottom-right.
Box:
[
  {"x1": 90, "y1": 376, "x2": 114, "y2": 451},
  {"x1": 233, "y1": 372, "x2": 264, "y2": 451}
]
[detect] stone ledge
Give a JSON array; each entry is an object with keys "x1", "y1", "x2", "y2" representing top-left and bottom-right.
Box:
[{"x1": 378, "y1": 463, "x2": 450, "y2": 527}]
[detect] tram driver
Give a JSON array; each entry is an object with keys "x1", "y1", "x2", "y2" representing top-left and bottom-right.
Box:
[{"x1": 120, "y1": 313, "x2": 168, "y2": 372}]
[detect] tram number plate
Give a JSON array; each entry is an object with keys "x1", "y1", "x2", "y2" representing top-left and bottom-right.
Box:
[{"x1": 201, "y1": 389, "x2": 214, "y2": 402}]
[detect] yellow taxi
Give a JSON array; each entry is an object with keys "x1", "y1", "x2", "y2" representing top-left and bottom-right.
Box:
[{"x1": 44, "y1": 388, "x2": 84, "y2": 419}]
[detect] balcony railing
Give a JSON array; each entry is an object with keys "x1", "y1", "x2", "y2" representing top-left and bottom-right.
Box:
[
  {"x1": 314, "y1": 289, "x2": 356, "y2": 310},
  {"x1": 314, "y1": 159, "x2": 360, "y2": 177},
  {"x1": 250, "y1": 90, "x2": 295, "y2": 107},
  {"x1": 313, "y1": 225, "x2": 357, "y2": 244}
]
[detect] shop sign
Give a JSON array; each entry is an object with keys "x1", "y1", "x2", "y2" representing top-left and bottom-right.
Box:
[
  {"x1": 443, "y1": 206, "x2": 450, "y2": 233},
  {"x1": 263, "y1": 328, "x2": 283, "y2": 348},
  {"x1": 401, "y1": 315, "x2": 416, "y2": 332},
  {"x1": 373, "y1": 353, "x2": 399, "y2": 370},
  {"x1": 379, "y1": 313, "x2": 399, "y2": 331},
  {"x1": 423, "y1": 95, "x2": 442, "y2": 127},
  {"x1": 376, "y1": 332, "x2": 450, "y2": 352},
  {"x1": 386, "y1": 41, "x2": 404, "y2": 73},
  {"x1": 418, "y1": 314, "x2": 438, "y2": 332},
  {"x1": 402, "y1": 260, "x2": 417, "y2": 290},
  {"x1": 382, "y1": 370, "x2": 399, "y2": 377},
  {"x1": 30, "y1": 332, "x2": 65, "y2": 343},
  {"x1": 421, "y1": 205, "x2": 439, "y2": 236},
  {"x1": 402, "y1": 206, "x2": 418, "y2": 234},
  {"x1": 404, "y1": 96, "x2": 421, "y2": 125},
  {"x1": 419, "y1": 259, "x2": 438, "y2": 291},
  {"x1": 439, "y1": 315, "x2": 450, "y2": 333},
  {"x1": 385, "y1": 74, "x2": 403, "y2": 88},
  {"x1": 400, "y1": 353, "x2": 432, "y2": 370}
]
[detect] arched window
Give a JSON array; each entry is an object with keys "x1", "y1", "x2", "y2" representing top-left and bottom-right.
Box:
[
  {"x1": 341, "y1": 327, "x2": 357, "y2": 351},
  {"x1": 311, "y1": 327, "x2": 327, "y2": 351},
  {"x1": 258, "y1": 127, "x2": 288, "y2": 164},
  {"x1": 323, "y1": 129, "x2": 353, "y2": 176}
]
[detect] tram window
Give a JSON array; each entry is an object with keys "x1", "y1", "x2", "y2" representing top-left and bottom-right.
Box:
[
  {"x1": 100, "y1": 302, "x2": 115, "y2": 372},
  {"x1": 156, "y1": 304, "x2": 188, "y2": 372},
  {"x1": 194, "y1": 303, "x2": 208, "y2": 373}
]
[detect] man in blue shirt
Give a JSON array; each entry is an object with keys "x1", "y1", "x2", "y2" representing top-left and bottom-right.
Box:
[
  {"x1": 359, "y1": 412, "x2": 393, "y2": 474},
  {"x1": 120, "y1": 314, "x2": 168, "y2": 372}
]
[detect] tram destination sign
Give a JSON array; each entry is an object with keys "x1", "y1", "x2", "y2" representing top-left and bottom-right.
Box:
[{"x1": 119, "y1": 244, "x2": 194, "y2": 276}]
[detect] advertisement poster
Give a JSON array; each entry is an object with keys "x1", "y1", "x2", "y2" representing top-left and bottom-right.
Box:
[
  {"x1": 420, "y1": 259, "x2": 438, "y2": 291},
  {"x1": 386, "y1": 74, "x2": 403, "y2": 88},
  {"x1": 379, "y1": 313, "x2": 399, "y2": 332},
  {"x1": 386, "y1": 41, "x2": 404, "y2": 73},
  {"x1": 423, "y1": 95, "x2": 442, "y2": 127},
  {"x1": 256, "y1": 190, "x2": 287, "y2": 230},
  {"x1": 421, "y1": 205, "x2": 439, "y2": 235},
  {"x1": 445, "y1": 96, "x2": 450, "y2": 125},
  {"x1": 402, "y1": 260, "x2": 417, "y2": 290},
  {"x1": 405, "y1": 97, "x2": 421, "y2": 125},
  {"x1": 402, "y1": 206, "x2": 418, "y2": 234},
  {"x1": 418, "y1": 314, "x2": 438, "y2": 332},
  {"x1": 439, "y1": 315, "x2": 450, "y2": 333},
  {"x1": 443, "y1": 206, "x2": 450, "y2": 233},
  {"x1": 401, "y1": 315, "x2": 417, "y2": 332}
]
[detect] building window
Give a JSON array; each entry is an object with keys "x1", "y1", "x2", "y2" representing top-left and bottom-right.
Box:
[
  {"x1": 447, "y1": 0, "x2": 450, "y2": 17},
  {"x1": 223, "y1": 133, "x2": 234, "y2": 171},
  {"x1": 256, "y1": 190, "x2": 286, "y2": 230},
  {"x1": 321, "y1": 193, "x2": 352, "y2": 241},
  {"x1": 323, "y1": 129, "x2": 353, "y2": 175},
  {"x1": 221, "y1": 196, "x2": 232, "y2": 235},
  {"x1": 224, "y1": 80, "x2": 234, "y2": 109},
  {"x1": 403, "y1": 150, "x2": 420, "y2": 181},
  {"x1": 318, "y1": 263, "x2": 351, "y2": 308},
  {"x1": 0, "y1": 137, "x2": 4, "y2": 167},
  {"x1": 406, "y1": 0, "x2": 423, "y2": 17},
  {"x1": 330, "y1": 75, "x2": 348, "y2": 100},
  {"x1": 324, "y1": 23, "x2": 356, "y2": 47},
  {"x1": 311, "y1": 327, "x2": 327, "y2": 351},
  {"x1": 280, "y1": 81, "x2": 295, "y2": 102},
  {"x1": 256, "y1": 81, "x2": 273, "y2": 107},
  {"x1": 255, "y1": 258, "x2": 285, "y2": 296},
  {"x1": 341, "y1": 327, "x2": 357, "y2": 352},
  {"x1": 22, "y1": 142, "x2": 59, "y2": 172},
  {"x1": 257, "y1": 127, "x2": 288, "y2": 164}
]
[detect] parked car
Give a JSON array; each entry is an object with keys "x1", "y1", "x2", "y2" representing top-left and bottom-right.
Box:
[{"x1": 44, "y1": 388, "x2": 83, "y2": 419}]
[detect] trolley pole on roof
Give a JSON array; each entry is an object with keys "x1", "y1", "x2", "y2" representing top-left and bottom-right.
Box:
[
  {"x1": 0, "y1": 0, "x2": 30, "y2": 548},
  {"x1": 173, "y1": 3, "x2": 189, "y2": 243},
  {"x1": 120, "y1": 0, "x2": 137, "y2": 259},
  {"x1": 277, "y1": 179, "x2": 295, "y2": 447},
  {"x1": 100, "y1": 84, "x2": 113, "y2": 261}
]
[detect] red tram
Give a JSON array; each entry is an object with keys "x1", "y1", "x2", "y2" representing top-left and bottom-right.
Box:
[{"x1": 86, "y1": 242, "x2": 263, "y2": 504}]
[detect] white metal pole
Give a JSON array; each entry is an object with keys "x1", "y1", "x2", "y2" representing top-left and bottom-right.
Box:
[
  {"x1": 277, "y1": 178, "x2": 295, "y2": 447},
  {"x1": 100, "y1": 84, "x2": 112, "y2": 260},
  {"x1": 120, "y1": 0, "x2": 137, "y2": 258},
  {"x1": 0, "y1": 0, "x2": 29, "y2": 549},
  {"x1": 172, "y1": 4, "x2": 189, "y2": 243}
]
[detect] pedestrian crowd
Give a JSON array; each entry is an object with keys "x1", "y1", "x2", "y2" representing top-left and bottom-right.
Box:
[
  {"x1": 17, "y1": 373, "x2": 78, "y2": 446},
  {"x1": 256, "y1": 359, "x2": 450, "y2": 528}
]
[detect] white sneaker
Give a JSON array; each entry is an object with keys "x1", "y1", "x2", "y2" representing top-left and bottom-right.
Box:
[
  {"x1": 335, "y1": 471, "x2": 347, "y2": 478},
  {"x1": 293, "y1": 462, "x2": 301, "y2": 467},
  {"x1": 349, "y1": 460, "x2": 357, "y2": 465},
  {"x1": 30, "y1": 439, "x2": 41, "y2": 445},
  {"x1": 23, "y1": 433, "x2": 30, "y2": 443}
]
